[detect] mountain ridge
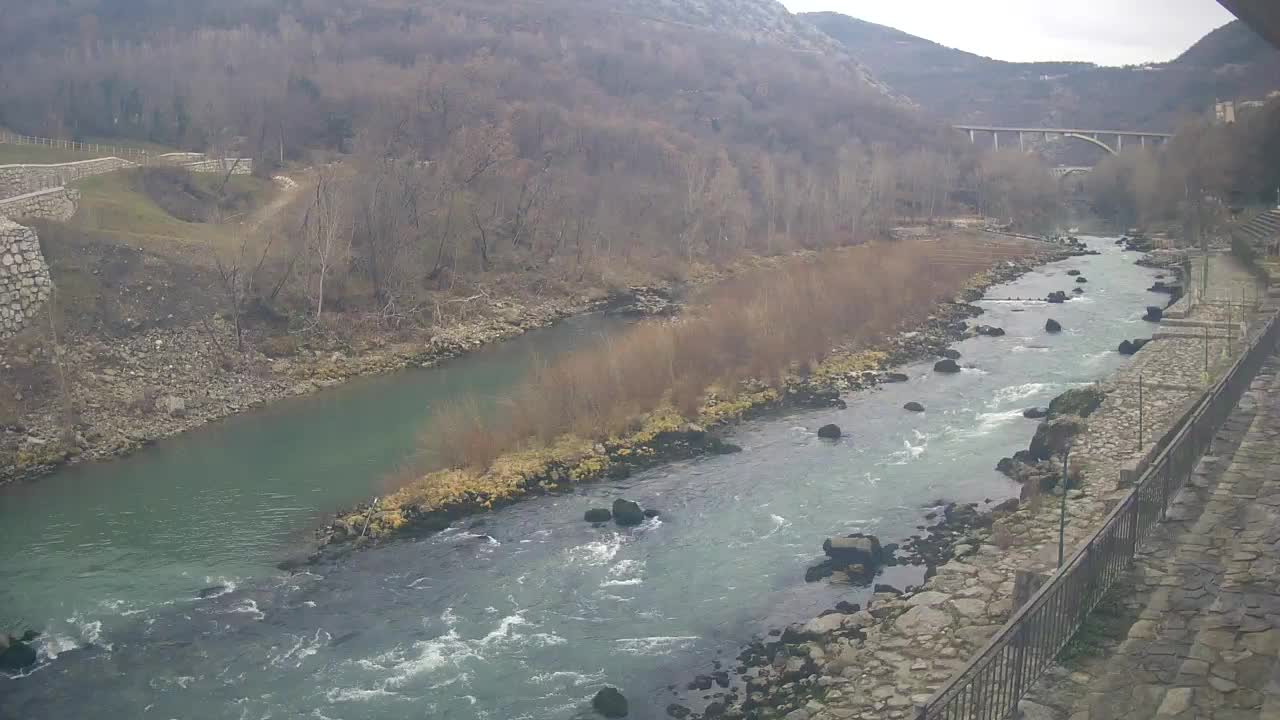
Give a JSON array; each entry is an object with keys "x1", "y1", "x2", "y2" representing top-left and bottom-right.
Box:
[{"x1": 803, "y1": 12, "x2": 1280, "y2": 131}]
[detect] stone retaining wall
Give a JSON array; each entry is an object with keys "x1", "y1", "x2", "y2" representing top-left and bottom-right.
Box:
[
  {"x1": 0, "y1": 186, "x2": 78, "y2": 221},
  {"x1": 0, "y1": 157, "x2": 134, "y2": 199},
  {"x1": 178, "y1": 157, "x2": 254, "y2": 175},
  {"x1": 0, "y1": 218, "x2": 52, "y2": 340}
]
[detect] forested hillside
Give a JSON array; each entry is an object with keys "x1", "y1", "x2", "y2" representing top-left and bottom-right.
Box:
[
  {"x1": 806, "y1": 13, "x2": 1280, "y2": 130},
  {"x1": 0, "y1": 0, "x2": 1055, "y2": 322}
]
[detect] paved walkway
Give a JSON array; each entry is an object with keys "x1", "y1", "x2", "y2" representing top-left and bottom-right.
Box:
[{"x1": 1025, "y1": 352, "x2": 1280, "y2": 720}]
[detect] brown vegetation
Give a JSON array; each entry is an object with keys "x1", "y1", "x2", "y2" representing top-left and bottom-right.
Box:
[{"x1": 424, "y1": 235, "x2": 1027, "y2": 470}]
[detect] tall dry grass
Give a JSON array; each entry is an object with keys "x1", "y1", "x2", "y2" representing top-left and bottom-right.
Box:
[{"x1": 423, "y1": 236, "x2": 1032, "y2": 470}]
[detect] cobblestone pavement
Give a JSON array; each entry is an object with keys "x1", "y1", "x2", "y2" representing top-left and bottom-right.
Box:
[{"x1": 1023, "y1": 352, "x2": 1280, "y2": 720}]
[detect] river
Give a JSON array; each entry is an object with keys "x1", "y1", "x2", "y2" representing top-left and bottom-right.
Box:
[{"x1": 0, "y1": 237, "x2": 1165, "y2": 719}]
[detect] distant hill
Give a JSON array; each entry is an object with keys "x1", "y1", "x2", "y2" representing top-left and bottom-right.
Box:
[{"x1": 804, "y1": 13, "x2": 1280, "y2": 131}]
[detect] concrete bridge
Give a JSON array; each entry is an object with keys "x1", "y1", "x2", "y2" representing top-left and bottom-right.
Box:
[{"x1": 954, "y1": 125, "x2": 1174, "y2": 155}]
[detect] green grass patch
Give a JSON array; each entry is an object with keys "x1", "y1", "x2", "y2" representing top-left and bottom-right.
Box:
[
  {"x1": 69, "y1": 169, "x2": 276, "y2": 260},
  {"x1": 0, "y1": 144, "x2": 106, "y2": 165}
]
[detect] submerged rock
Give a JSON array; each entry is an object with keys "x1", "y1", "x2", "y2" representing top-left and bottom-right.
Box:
[
  {"x1": 198, "y1": 585, "x2": 229, "y2": 599},
  {"x1": 940, "y1": 348, "x2": 962, "y2": 360},
  {"x1": 611, "y1": 499, "x2": 645, "y2": 527},
  {"x1": 1044, "y1": 319, "x2": 1062, "y2": 333},
  {"x1": 1143, "y1": 306, "x2": 1163, "y2": 322},
  {"x1": 1075, "y1": 276, "x2": 1088, "y2": 283},
  {"x1": 592, "y1": 687, "x2": 629, "y2": 718},
  {"x1": 1066, "y1": 269, "x2": 1081, "y2": 276},
  {"x1": 0, "y1": 639, "x2": 37, "y2": 673},
  {"x1": 933, "y1": 359, "x2": 961, "y2": 374},
  {"x1": 1073, "y1": 287, "x2": 1085, "y2": 294},
  {"x1": 1023, "y1": 407, "x2": 1049, "y2": 419},
  {"x1": 817, "y1": 424, "x2": 842, "y2": 440},
  {"x1": 584, "y1": 508, "x2": 612, "y2": 523},
  {"x1": 903, "y1": 401, "x2": 925, "y2": 412},
  {"x1": 975, "y1": 325, "x2": 1006, "y2": 337},
  {"x1": 883, "y1": 372, "x2": 909, "y2": 383}
]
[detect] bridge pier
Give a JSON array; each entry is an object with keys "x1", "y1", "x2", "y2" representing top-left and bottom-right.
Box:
[
  {"x1": 1019, "y1": 131, "x2": 1025, "y2": 152},
  {"x1": 993, "y1": 131, "x2": 999, "y2": 150},
  {"x1": 1118, "y1": 134, "x2": 1124, "y2": 151}
]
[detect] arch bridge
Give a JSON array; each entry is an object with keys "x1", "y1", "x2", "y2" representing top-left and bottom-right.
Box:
[{"x1": 954, "y1": 125, "x2": 1174, "y2": 155}]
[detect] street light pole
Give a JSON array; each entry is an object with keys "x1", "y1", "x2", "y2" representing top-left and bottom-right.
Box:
[{"x1": 1058, "y1": 448, "x2": 1070, "y2": 569}]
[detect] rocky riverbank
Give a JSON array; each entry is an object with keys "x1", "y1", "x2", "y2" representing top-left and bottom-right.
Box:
[
  {"x1": 311, "y1": 241, "x2": 1081, "y2": 560},
  {"x1": 655, "y1": 249, "x2": 1269, "y2": 720},
  {"x1": 0, "y1": 290, "x2": 618, "y2": 486}
]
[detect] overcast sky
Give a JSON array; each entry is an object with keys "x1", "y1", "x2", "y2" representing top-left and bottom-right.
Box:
[{"x1": 780, "y1": 0, "x2": 1238, "y2": 66}]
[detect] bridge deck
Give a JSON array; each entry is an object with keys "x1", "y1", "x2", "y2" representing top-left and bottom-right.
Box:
[{"x1": 953, "y1": 125, "x2": 1174, "y2": 137}]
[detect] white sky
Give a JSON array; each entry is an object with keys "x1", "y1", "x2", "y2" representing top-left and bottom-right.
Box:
[{"x1": 781, "y1": 0, "x2": 1238, "y2": 66}]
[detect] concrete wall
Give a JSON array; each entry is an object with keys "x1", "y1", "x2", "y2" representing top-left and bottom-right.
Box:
[
  {"x1": 0, "y1": 218, "x2": 52, "y2": 340},
  {"x1": 0, "y1": 186, "x2": 78, "y2": 221}
]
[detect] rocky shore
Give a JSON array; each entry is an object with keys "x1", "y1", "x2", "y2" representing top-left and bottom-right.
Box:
[
  {"x1": 654, "y1": 248, "x2": 1267, "y2": 720},
  {"x1": 0, "y1": 290, "x2": 613, "y2": 486},
  {"x1": 311, "y1": 241, "x2": 1080, "y2": 560}
]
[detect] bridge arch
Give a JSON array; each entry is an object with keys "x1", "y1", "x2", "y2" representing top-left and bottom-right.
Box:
[{"x1": 1061, "y1": 133, "x2": 1117, "y2": 156}]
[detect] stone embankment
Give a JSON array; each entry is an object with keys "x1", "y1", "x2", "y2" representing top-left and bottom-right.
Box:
[
  {"x1": 1021, "y1": 353, "x2": 1280, "y2": 720},
  {"x1": 0, "y1": 186, "x2": 78, "y2": 222},
  {"x1": 0, "y1": 218, "x2": 52, "y2": 340},
  {"x1": 665, "y1": 251, "x2": 1273, "y2": 720},
  {"x1": 0, "y1": 157, "x2": 134, "y2": 199}
]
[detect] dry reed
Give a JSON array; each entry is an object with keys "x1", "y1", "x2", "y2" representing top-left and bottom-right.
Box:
[{"x1": 422, "y1": 236, "x2": 1031, "y2": 471}]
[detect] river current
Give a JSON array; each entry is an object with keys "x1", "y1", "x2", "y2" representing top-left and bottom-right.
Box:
[{"x1": 0, "y1": 237, "x2": 1165, "y2": 719}]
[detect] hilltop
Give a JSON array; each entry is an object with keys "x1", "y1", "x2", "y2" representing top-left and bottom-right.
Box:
[{"x1": 805, "y1": 14, "x2": 1280, "y2": 130}]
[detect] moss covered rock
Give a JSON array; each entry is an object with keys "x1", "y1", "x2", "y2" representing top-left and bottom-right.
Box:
[{"x1": 1047, "y1": 386, "x2": 1105, "y2": 418}]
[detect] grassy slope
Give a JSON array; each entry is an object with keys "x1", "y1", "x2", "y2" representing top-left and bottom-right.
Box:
[{"x1": 69, "y1": 171, "x2": 276, "y2": 263}]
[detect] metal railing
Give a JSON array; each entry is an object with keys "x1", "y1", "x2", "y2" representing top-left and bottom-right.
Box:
[{"x1": 916, "y1": 307, "x2": 1280, "y2": 720}]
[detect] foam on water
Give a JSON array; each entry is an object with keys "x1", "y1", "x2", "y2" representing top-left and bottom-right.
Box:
[
  {"x1": 272, "y1": 628, "x2": 332, "y2": 668},
  {"x1": 530, "y1": 670, "x2": 607, "y2": 687},
  {"x1": 566, "y1": 535, "x2": 623, "y2": 566},
  {"x1": 228, "y1": 599, "x2": 265, "y2": 620},
  {"x1": 613, "y1": 636, "x2": 699, "y2": 656},
  {"x1": 989, "y1": 382, "x2": 1051, "y2": 407}
]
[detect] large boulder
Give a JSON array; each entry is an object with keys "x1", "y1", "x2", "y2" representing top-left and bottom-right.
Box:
[
  {"x1": 976, "y1": 325, "x2": 1006, "y2": 337},
  {"x1": 903, "y1": 401, "x2": 925, "y2": 413},
  {"x1": 1143, "y1": 306, "x2": 1163, "y2": 322},
  {"x1": 592, "y1": 687, "x2": 629, "y2": 718},
  {"x1": 1023, "y1": 407, "x2": 1049, "y2": 419},
  {"x1": 1075, "y1": 276, "x2": 1088, "y2": 284},
  {"x1": 1046, "y1": 291, "x2": 1068, "y2": 304},
  {"x1": 1047, "y1": 386, "x2": 1105, "y2": 418},
  {"x1": 1044, "y1": 319, "x2": 1062, "y2": 333},
  {"x1": 817, "y1": 424, "x2": 842, "y2": 439},
  {"x1": 1028, "y1": 416, "x2": 1087, "y2": 462},
  {"x1": 933, "y1": 359, "x2": 961, "y2": 374},
  {"x1": 611, "y1": 499, "x2": 645, "y2": 527},
  {"x1": 823, "y1": 533, "x2": 886, "y2": 570},
  {"x1": 0, "y1": 638, "x2": 37, "y2": 673},
  {"x1": 940, "y1": 349, "x2": 962, "y2": 360},
  {"x1": 584, "y1": 508, "x2": 612, "y2": 523}
]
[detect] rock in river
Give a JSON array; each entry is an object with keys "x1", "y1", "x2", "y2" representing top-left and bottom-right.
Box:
[
  {"x1": 1066, "y1": 269, "x2": 1081, "y2": 276},
  {"x1": 975, "y1": 325, "x2": 1006, "y2": 337},
  {"x1": 939, "y1": 348, "x2": 962, "y2": 360},
  {"x1": 584, "y1": 508, "x2": 612, "y2": 523},
  {"x1": 1047, "y1": 386, "x2": 1105, "y2": 418},
  {"x1": 611, "y1": 499, "x2": 645, "y2": 527},
  {"x1": 823, "y1": 533, "x2": 886, "y2": 569},
  {"x1": 1045, "y1": 319, "x2": 1062, "y2": 333},
  {"x1": 817, "y1": 424, "x2": 842, "y2": 439},
  {"x1": 1023, "y1": 407, "x2": 1049, "y2": 419},
  {"x1": 1046, "y1": 291, "x2": 1067, "y2": 303},
  {"x1": 0, "y1": 638, "x2": 37, "y2": 673},
  {"x1": 1143, "y1": 305, "x2": 1163, "y2": 322},
  {"x1": 1075, "y1": 276, "x2": 1088, "y2": 283},
  {"x1": 933, "y1": 359, "x2": 961, "y2": 374},
  {"x1": 903, "y1": 401, "x2": 925, "y2": 412},
  {"x1": 592, "y1": 687, "x2": 629, "y2": 718}
]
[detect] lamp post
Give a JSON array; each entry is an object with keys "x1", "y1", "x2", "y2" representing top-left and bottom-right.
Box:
[{"x1": 1057, "y1": 445, "x2": 1071, "y2": 569}]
